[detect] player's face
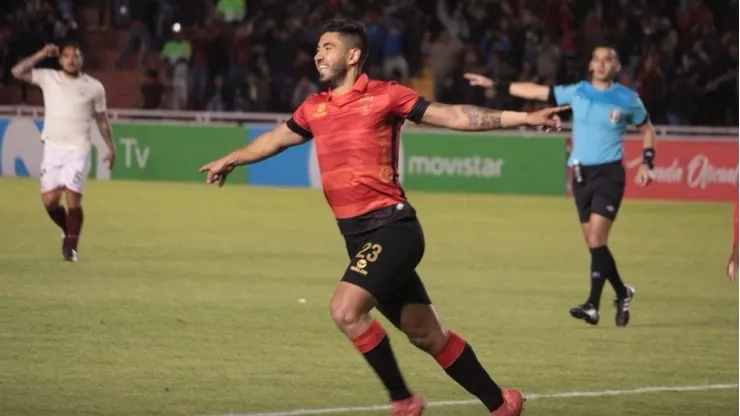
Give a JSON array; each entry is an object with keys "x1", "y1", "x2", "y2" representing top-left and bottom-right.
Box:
[
  {"x1": 314, "y1": 32, "x2": 359, "y2": 86},
  {"x1": 59, "y1": 47, "x2": 83, "y2": 75},
  {"x1": 589, "y1": 48, "x2": 620, "y2": 82}
]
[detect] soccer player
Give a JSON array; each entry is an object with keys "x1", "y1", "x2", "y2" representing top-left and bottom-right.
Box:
[
  {"x1": 12, "y1": 43, "x2": 115, "y2": 262},
  {"x1": 465, "y1": 45, "x2": 656, "y2": 327},
  {"x1": 200, "y1": 19, "x2": 567, "y2": 416},
  {"x1": 727, "y1": 199, "x2": 738, "y2": 281}
]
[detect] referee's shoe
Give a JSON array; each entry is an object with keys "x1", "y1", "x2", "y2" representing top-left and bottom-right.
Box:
[{"x1": 570, "y1": 284, "x2": 635, "y2": 326}]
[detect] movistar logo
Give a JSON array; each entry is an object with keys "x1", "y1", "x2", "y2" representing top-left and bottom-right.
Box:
[{"x1": 407, "y1": 155, "x2": 504, "y2": 178}]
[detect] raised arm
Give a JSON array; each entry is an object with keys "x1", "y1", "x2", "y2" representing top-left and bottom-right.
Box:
[
  {"x1": 419, "y1": 102, "x2": 568, "y2": 131},
  {"x1": 11, "y1": 44, "x2": 58, "y2": 83},
  {"x1": 199, "y1": 122, "x2": 310, "y2": 186},
  {"x1": 463, "y1": 73, "x2": 551, "y2": 101}
]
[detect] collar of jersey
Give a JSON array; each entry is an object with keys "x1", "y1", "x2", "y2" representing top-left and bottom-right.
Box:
[{"x1": 327, "y1": 73, "x2": 369, "y2": 101}]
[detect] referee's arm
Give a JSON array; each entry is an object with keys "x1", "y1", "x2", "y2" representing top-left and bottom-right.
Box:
[{"x1": 463, "y1": 74, "x2": 551, "y2": 102}]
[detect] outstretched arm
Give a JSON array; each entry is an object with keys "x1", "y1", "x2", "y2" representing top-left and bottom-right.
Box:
[
  {"x1": 419, "y1": 102, "x2": 567, "y2": 131},
  {"x1": 463, "y1": 73, "x2": 551, "y2": 101},
  {"x1": 199, "y1": 122, "x2": 309, "y2": 186}
]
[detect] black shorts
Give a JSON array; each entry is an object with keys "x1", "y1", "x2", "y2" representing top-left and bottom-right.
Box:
[
  {"x1": 341, "y1": 212, "x2": 431, "y2": 328},
  {"x1": 572, "y1": 161, "x2": 626, "y2": 223}
]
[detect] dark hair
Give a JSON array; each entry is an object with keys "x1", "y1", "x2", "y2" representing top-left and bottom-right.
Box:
[
  {"x1": 59, "y1": 42, "x2": 83, "y2": 56},
  {"x1": 320, "y1": 19, "x2": 368, "y2": 67},
  {"x1": 592, "y1": 42, "x2": 619, "y2": 60}
]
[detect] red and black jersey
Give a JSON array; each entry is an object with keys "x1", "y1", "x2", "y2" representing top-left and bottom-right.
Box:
[{"x1": 287, "y1": 74, "x2": 430, "y2": 235}]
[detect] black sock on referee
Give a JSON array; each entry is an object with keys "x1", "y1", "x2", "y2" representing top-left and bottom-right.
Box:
[{"x1": 590, "y1": 246, "x2": 627, "y2": 300}]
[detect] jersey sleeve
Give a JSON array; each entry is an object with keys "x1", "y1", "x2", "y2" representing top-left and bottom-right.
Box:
[
  {"x1": 286, "y1": 99, "x2": 312, "y2": 139},
  {"x1": 630, "y1": 95, "x2": 649, "y2": 127},
  {"x1": 388, "y1": 82, "x2": 430, "y2": 124},
  {"x1": 30, "y1": 69, "x2": 50, "y2": 87},
  {"x1": 93, "y1": 83, "x2": 108, "y2": 113},
  {"x1": 551, "y1": 83, "x2": 579, "y2": 105}
]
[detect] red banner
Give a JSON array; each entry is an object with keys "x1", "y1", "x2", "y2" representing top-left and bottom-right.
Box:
[{"x1": 566, "y1": 137, "x2": 739, "y2": 202}]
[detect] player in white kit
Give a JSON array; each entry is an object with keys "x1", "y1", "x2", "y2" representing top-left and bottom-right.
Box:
[{"x1": 12, "y1": 43, "x2": 116, "y2": 261}]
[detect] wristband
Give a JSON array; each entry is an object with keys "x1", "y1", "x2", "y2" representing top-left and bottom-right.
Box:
[{"x1": 642, "y1": 147, "x2": 655, "y2": 169}]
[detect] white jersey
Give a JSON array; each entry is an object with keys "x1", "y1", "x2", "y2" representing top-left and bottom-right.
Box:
[{"x1": 31, "y1": 69, "x2": 106, "y2": 150}]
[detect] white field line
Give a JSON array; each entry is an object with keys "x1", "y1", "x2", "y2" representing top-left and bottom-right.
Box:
[{"x1": 208, "y1": 382, "x2": 738, "y2": 416}]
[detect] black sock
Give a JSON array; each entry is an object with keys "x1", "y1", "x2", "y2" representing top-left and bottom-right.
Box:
[
  {"x1": 435, "y1": 331, "x2": 504, "y2": 412},
  {"x1": 46, "y1": 205, "x2": 67, "y2": 232},
  {"x1": 590, "y1": 245, "x2": 627, "y2": 299},
  {"x1": 353, "y1": 321, "x2": 411, "y2": 401},
  {"x1": 587, "y1": 270, "x2": 607, "y2": 309}
]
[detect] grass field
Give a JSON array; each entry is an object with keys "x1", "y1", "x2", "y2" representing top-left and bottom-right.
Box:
[{"x1": 0, "y1": 177, "x2": 737, "y2": 416}]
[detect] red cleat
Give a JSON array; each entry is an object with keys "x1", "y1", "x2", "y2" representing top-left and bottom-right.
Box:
[
  {"x1": 391, "y1": 393, "x2": 425, "y2": 416},
  {"x1": 491, "y1": 389, "x2": 525, "y2": 416}
]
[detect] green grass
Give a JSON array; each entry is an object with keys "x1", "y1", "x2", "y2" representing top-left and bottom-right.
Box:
[{"x1": 0, "y1": 177, "x2": 736, "y2": 416}]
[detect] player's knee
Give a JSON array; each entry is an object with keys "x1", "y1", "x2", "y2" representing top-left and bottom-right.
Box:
[
  {"x1": 586, "y1": 232, "x2": 607, "y2": 248},
  {"x1": 404, "y1": 326, "x2": 446, "y2": 354},
  {"x1": 329, "y1": 304, "x2": 363, "y2": 330}
]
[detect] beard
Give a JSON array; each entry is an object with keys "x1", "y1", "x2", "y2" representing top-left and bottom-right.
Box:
[
  {"x1": 319, "y1": 62, "x2": 348, "y2": 89},
  {"x1": 62, "y1": 67, "x2": 81, "y2": 77}
]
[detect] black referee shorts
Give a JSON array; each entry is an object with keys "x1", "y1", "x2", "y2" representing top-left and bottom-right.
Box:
[
  {"x1": 341, "y1": 216, "x2": 431, "y2": 328},
  {"x1": 572, "y1": 161, "x2": 626, "y2": 223}
]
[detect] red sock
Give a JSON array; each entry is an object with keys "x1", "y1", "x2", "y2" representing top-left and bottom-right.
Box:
[
  {"x1": 434, "y1": 331, "x2": 467, "y2": 368},
  {"x1": 435, "y1": 331, "x2": 503, "y2": 412},
  {"x1": 352, "y1": 320, "x2": 411, "y2": 401},
  {"x1": 46, "y1": 206, "x2": 67, "y2": 232},
  {"x1": 65, "y1": 207, "x2": 84, "y2": 251}
]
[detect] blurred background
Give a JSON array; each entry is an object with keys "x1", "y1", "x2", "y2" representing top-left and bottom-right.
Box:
[{"x1": 0, "y1": 0, "x2": 737, "y2": 126}]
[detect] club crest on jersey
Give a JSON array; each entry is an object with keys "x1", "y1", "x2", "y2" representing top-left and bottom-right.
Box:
[
  {"x1": 313, "y1": 103, "x2": 327, "y2": 118},
  {"x1": 608, "y1": 109, "x2": 621, "y2": 124},
  {"x1": 359, "y1": 95, "x2": 374, "y2": 115}
]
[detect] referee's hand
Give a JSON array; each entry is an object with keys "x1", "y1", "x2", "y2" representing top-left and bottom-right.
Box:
[
  {"x1": 199, "y1": 158, "x2": 235, "y2": 187},
  {"x1": 524, "y1": 105, "x2": 570, "y2": 131},
  {"x1": 463, "y1": 73, "x2": 494, "y2": 88},
  {"x1": 635, "y1": 164, "x2": 653, "y2": 186}
]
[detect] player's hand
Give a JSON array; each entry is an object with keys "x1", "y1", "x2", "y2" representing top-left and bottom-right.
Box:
[
  {"x1": 41, "y1": 44, "x2": 59, "y2": 58},
  {"x1": 463, "y1": 73, "x2": 494, "y2": 88},
  {"x1": 727, "y1": 259, "x2": 737, "y2": 282},
  {"x1": 103, "y1": 151, "x2": 115, "y2": 169},
  {"x1": 635, "y1": 164, "x2": 653, "y2": 186},
  {"x1": 199, "y1": 158, "x2": 235, "y2": 187},
  {"x1": 727, "y1": 246, "x2": 738, "y2": 282},
  {"x1": 524, "y1": 106, "x2": 570, "y2": 131}
]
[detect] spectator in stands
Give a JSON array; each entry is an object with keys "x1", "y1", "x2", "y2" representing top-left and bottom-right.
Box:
[
  {"x1": 382, "y1": 20, "x2": 408, "y2": 83},
  {"x1": 160, "y1": 26, "x2": 191, "y2": 110},
  {"x1": 244, "y1": 71, "x2": 270, "y2": 112},
  {"x1": 114, "y1": 1, "x2": 154, "y2": 69},
  {"x1": 140, "y1": 68, "x2": 165, "y2": 109},
  {"x1": 216, "y1": 0, "x2": 245, "y2": 24}
]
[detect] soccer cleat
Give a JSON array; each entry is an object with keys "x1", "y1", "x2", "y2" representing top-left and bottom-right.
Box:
[
  {"x1": 391, "y1": 393, "x2": 425, "y2": 416},
  {"x1": 491, "y1": 389, "x2": 525, "y2": 416},
  {"x1": 570, "y1": 302, "x2": 600, "y2": 325},
  {"x1": 63, "y1": 248, "x2": 78, "y2": 262},
  {"x1": 614, "y1": 285, "x2": 635, "y2": 327}
]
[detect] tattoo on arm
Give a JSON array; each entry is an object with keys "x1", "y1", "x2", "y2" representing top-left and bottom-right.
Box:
[{"x1": 460, "y1": 105, "x2": 502, "y2": 129}]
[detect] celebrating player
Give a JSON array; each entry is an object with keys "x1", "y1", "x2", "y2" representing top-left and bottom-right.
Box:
[
  {"x1": 200, "y1": 19, "x2": 567, "y2": 416},
  {"x1": 465, "y1": 44, "x2": 657, "y2": 327},
  {"x1": 12, "y1": 43, "x2": 115, "y2": 262}
]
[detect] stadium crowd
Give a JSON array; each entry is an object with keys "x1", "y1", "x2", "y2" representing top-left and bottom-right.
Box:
[{"x1": 1, "y1": 0, "x2": 738, "y2": 126}]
